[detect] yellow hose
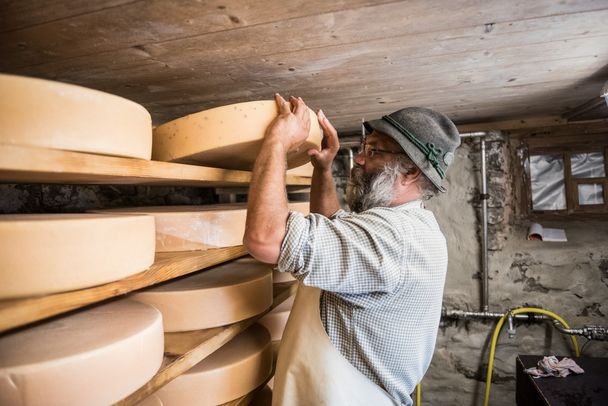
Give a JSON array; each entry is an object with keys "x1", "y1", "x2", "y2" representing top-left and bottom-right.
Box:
[
  {"x1": 416, "y1": 383, "x2": 421, "y2": 405},
  {"x1": 483, "y1": 308, "x2": 580, "y2": 406}
]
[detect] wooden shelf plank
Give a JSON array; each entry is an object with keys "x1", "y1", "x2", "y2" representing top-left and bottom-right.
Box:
[
  {"x1": 116, "y1": 282, "x2": 298, "y2": 406},
  {"x1": 0, "y1": 143, "x2": 311, "y2": 186},
  {"x1": 0, "y1": 246, "x2": 248, "y2": 333}
]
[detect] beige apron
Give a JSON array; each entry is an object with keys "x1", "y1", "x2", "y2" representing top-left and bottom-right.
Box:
[{"x1": 272, "y1": 283, "x2": 399, "y2": 406}]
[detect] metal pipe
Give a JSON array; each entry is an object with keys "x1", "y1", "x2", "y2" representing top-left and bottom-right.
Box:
[
  {"x1": 460, "y1": 131, "x2": 491, "y2": 312},
  {"x1": 446, "y1": 310, "x2": 608, "y2": 342},
  {"x1": 480, "y1": 138, "x2": 489, "y2": 312},
  {"x1": 553, "y1": 320, "x2": 608, "y2": 341},
  {"x1": 507, "y1": 311, "x2": 516, "y2": 338},
  {"x1": 442, "y1": 309, "x2": 549, "y2": 321},
  {"x1": 347, "y1": 148, "x2": 354, "y2": 171},
  {"x1": 552, "y1": 320, "x2": 585, "y2": 336}
]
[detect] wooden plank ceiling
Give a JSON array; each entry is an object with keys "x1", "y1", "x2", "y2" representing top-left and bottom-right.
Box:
[{"x1": 1, "y1": 0, "x2": 608, "y2": 133}]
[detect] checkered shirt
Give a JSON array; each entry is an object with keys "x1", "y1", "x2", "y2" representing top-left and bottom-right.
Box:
[{"x1": 277, "y1": 200, "x2": 448, "y2": 406}]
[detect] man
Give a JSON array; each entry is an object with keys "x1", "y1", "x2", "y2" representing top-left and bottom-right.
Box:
[{"x1": 244, "y1": 94, "x2": 460, "y2": 406}]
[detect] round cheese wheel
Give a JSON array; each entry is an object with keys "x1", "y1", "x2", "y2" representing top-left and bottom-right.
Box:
[
  {"x1": 93, "y1": 202, "x2": 309, "y2": 253},
  {"x1": 257, "y1": 295, "x2": 295, "y2": 341},
  {"x1": 152, "y1": 100, "x2": 322, "y2": 170},
  {"x1": 0, "y1": 74, "x2": 152, "y2": 159},
  {"x1": 0, "y1": 300, "x2": 164, "y2": 406},
  {"x1": 146, "y1": 324, "x2": 272, "y2": 406},
  {"x1": 287, "y1": 161, "x2": 314, "y2": 177},
  {"x1": 273, "y1": 268, "x2": 297, "y2": 283},
  {"x1": 0, "y1": 213, "x2": 156, "y2": 299},
  {"x1": 288, "y1": 201, "x2": 310, "y2": 215},
  {"x1": 131, "y1": 258, "x2": 273, "y2": 332}
]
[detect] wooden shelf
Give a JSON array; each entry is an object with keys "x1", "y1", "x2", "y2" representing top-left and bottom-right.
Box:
[
  {"x1": 0, "y1": 246, "x2": 248, "y2": 333},
  {"x1": 115, "y1": 281, "x2": 298, "y2": 406},
  {"x1": 0, "y1": 143, "x2": 311, "y2": 187},
  {"x1": 0, "y1": 142, "x2": 302, "y2": 403}
]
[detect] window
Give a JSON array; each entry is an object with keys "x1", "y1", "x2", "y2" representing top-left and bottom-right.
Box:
[
  {"x1": 527, "y1": 147, "x2": 607, "y2": 214},
  {"x1": 512, "y1": 124, "x2": 608, "y2": 218}
]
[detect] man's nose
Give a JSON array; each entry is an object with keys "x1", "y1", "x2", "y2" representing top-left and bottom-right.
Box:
[{"x1": 354, "y1": 150, "x2": 366, "y2": 165}]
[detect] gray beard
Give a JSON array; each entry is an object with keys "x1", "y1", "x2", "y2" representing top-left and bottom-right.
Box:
[{"x1": 345, "y1": 163, "x2": 400, "y2": 213}]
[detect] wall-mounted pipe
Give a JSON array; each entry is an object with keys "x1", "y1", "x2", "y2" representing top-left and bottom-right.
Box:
[
  {"x1": 480, "y1": 138, "x2": 489, "y2": 312},
  {"x1": 553, "y1": 320, "x2": 608, "y2": 341},
  {"x1": 459, "y1": 131, "x2": 491, "y2": 312},
  {"x1": 443, "y1": 309, "x2": 548, "y2": 321}
]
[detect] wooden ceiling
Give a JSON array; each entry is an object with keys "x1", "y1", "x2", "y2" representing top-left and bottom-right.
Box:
[{"x1": 1, "y1": 0, "x2": 608, "y2": 133}]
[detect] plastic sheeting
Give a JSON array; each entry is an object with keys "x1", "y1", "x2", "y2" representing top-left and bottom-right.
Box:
[
  {"x1": 578, "y1": 184, "x2": 604, "y2": 205},
  {"x1": 530, "y1": 155, "x2": 566, "y2": 210},
  {"x1": 571, "y1": 152, "x2": 605, "y2": 178}
]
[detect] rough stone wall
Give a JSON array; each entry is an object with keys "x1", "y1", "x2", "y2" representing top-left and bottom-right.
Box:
[{"x1": 334, "y1": 135, "x2": 608, "y2": 405}]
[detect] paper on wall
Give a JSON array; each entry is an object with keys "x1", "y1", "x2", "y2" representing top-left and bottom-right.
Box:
[{"x1": 527, "y1": 223, "x2": 567, "y2": 242}]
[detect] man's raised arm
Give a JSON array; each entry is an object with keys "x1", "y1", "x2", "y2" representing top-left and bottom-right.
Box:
[{"x1": 243, "y1": 94, "x2": 311, "y2": 264}]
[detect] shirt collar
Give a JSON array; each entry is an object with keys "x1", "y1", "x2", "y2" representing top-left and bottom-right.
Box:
[{"x1": 392, "y1": 200, "x2": 424, "y2": 210}]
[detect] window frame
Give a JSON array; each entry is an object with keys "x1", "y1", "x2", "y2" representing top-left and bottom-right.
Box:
[{"x1": 510, "y1": 123, "x2": 608, "y2": 220}]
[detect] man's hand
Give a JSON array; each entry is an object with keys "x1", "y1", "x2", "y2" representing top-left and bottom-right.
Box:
[
  {"x1": 309, "y1": 109, "x2": 340, "y2": 172},
  {"x1": 308, "y1": 109, "x2": 341, "y2": 216},
  {"x1": 265, "y1": 93, "x2": 311, "y2": 153}
]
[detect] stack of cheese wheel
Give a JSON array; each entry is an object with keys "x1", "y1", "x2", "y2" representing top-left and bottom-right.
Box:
[
  {"x1": 0, "y1": 300, "x2": 163, "y2": 406},
  {"x1": 257, "y1": 294, "x2": 296, "y2": 342},
  {"x1": 152, "y1": 100, "x2": 322, "y2": 170},
  {"x1": 235, "y1": 257, "x2": 295, "y2": 339},
  {"x1": 93, "y1": 202, "x2": 309, "y2": 252},
  {"x1": 131, "y1": 258, "x2": 273, "y2": 332},
  {"x1": 142, "y1": 325, "x2": 272, "y2": 406},
  {"x1": 0, "y1": 213, "x2": 155, "y2": 299},
  {"x1": 0, "y1": 74, "x2": 152, "y2": 159}
]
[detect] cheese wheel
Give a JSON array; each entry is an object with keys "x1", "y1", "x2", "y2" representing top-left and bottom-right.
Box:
[
  {"x1": 144, "y1": 324, "x2": 272, "y2": 406},
  {"x1": 241, "y1": 257, "x2": 296, "y2": 283},
  {"x1": 93, "y1": 202, "x2": 310, "y2": 253},
  {"x1": 0, "y1": 300, "x2": 164, "y2": 406},
  {"x1": 257, "y1": 295, "x2": 295, "y2": 341},
  {"x1": 131, "y1": 258, "x2": 273, "y2": 332},
  {"x1": 152, "y1": 100, "x2": 322, "y2": 170},
  {"x1": 288, "y1": 201, "x2": 310, "y2": 214},
  {"x1": 0, "y1": 213, "x2": 155, "y2": 299},
  {"x1": 287, "y1": 161, "x2": 314, "y2": 177},
  {"x1": 0, "y1": 74, "x2": 152, "y2": 159},
  {"x1": 273, "y1": 268, "x2": 297, "y2": 283}
]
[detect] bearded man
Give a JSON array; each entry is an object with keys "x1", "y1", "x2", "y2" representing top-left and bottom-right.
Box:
[{"x1": 244, "y1": 94, "x2": 460, "y2": 406}]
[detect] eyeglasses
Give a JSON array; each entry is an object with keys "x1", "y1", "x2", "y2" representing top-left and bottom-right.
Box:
[{"x1": 359, "y1": 140, "x2": 406, "y2": 159}]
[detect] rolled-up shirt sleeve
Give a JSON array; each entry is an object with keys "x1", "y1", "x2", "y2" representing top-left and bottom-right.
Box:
[{"x1": 277, "y1": 209, "x2": 405, "y2": 294}]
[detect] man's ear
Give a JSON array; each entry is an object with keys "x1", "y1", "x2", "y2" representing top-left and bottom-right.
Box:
[{"x1": 400, "y1": 167, "x2": 422, "y2": 186}]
